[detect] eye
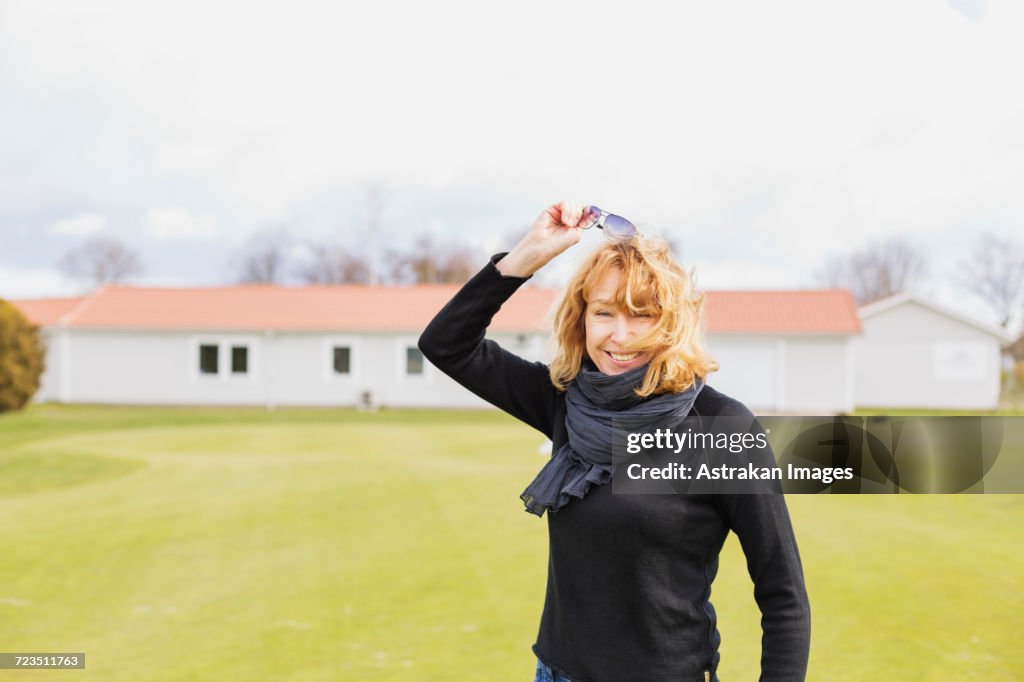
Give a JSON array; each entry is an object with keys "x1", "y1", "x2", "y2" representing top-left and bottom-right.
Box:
[
  {"x1": 633, "y1": 312, "x2": 655, "y2": 319},
  {"x1": 594, "y1": 310, "x2": 613, "y2": 317}
]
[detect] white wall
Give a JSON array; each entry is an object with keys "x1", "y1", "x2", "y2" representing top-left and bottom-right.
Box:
[
  {"x1": 34, "y1": 330, "x2": 63, "y2": 402},
  {"x1": 706, "y1": 336, "x2": 780, "y2": 411},
  {"x1": 60, "y1": 330, "x2": 265, "y2": 405},
  {"x1": 41, "y1": 328, "x2": 549, "y2": 408},
  {"x1": 34, "y1": 327, "x2": 858, "y2": 413},
  {"x1": 854, "y1": 301, "x2": 1002, "y2": 409},
  {"x1": 782, "y1": 337, "x2": 854, "y2": 414},
  {"x1": 707, "y1": 335, "x2": 853, "y2": 414}
]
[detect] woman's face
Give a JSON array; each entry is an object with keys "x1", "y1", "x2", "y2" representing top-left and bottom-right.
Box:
[{"x1": 584, "y1": 268, "x2": 657, "y2": 375}]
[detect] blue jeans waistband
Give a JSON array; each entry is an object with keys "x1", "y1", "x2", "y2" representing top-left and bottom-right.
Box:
[{"x1": 533, "y1": 657, "x2": 574, "y2": 682}]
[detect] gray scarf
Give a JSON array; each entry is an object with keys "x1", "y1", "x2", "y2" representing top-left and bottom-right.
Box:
[{"x1": 520, "y1": 361, "x2": 704, "y2": 516}]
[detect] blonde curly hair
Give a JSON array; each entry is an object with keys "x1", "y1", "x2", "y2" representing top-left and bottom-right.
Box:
[{"x1": 549, "y1": 237, "x2": 718, "y2": 398}]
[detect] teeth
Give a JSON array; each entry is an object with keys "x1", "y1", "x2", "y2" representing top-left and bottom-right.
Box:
[{"x1": 609, "y1": 352, "x2": 638, "y2": 361}]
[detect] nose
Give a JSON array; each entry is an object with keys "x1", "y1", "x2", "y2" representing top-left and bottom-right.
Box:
[{"x1": 610, "y1": 314, "x2": 632, "y2": 344}]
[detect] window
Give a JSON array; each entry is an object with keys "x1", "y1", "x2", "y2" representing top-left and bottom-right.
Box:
[
  {"x1": 199, "y1": 344, "x2": 219, "y2": 374},
  {"x1": 333, "y1": 346, "x2": 351, "y2": 375},
  {"x1": 231, "y1": 346, "x2": 249, "y2": 374},
  {"x1": 406, "y1": 347, "x2": 424, "y2": 375}
]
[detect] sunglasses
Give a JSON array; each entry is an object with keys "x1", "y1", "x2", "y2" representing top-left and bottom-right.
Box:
[{"x1": 583, "y1": 206, "x2": 638, "y2": 242}]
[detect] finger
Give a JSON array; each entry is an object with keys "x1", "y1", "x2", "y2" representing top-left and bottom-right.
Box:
[
  {"x1": 560, "y1": 201, "x2": 584, "y2": 228},
  {"x1": 570, "y1": 201, "x2": 587, "y2": 228},
  {"x1": 541, "y1": 203, "x2": 562, "y2": 227},
  {"x1": 560, "y1": 201, "x2": 572, "y2": 228},
  {"x1": 566, "y1": 201, "x2": 579, "y2": 228}
]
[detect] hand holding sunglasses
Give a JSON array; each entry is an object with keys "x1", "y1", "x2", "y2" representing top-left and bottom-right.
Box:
[{"x1": 496, "y1": 201, "x2": 638, "y2": 278}]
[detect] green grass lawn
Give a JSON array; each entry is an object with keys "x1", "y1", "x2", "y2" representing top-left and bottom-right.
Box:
[{"x1": 1, "y1": 405, "x2": 1022, "y2": 681}]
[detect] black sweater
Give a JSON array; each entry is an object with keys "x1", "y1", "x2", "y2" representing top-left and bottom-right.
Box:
[{"x1": 418, "y1": 255, "x2": 811, "y2": 682}]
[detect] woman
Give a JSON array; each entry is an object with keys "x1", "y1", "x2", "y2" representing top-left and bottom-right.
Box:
[{"x1": 418, "y1": 201, "x2": 810, "y2": 681}]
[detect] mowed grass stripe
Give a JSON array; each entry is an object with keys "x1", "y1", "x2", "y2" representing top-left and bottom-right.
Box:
[
  {"x1": 1, "y1": 414, "x2": 550, "y2": 680},
  {"x1": 0, "y1": 406, "x2": 1022, "y2": 680}
]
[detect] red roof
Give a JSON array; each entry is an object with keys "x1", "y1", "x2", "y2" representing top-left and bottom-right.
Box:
[
  {"x1": 6, "y1": 297, "x2": 87, "y2": 327},
  {"x1": 9, "y1": 285, "x2": 860, "y2": 335},
  {"x1": 705, "y1": 290, "x2": 861, "y2": 334}
]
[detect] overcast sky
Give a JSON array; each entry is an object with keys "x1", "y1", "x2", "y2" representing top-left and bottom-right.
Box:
[{"x1": 1, "y1": 0, "x2": 1020, "y2": 325}]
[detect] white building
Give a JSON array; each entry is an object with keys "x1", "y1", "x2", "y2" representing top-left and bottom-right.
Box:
[
  {"x1": 13, "y1": 284, "x2": 555, "y2": 410},
  {"x1": 853, "y1": 292, "x2": 1013, "y2": 410},
  {"x1": 14, "y1": 284, "x2": 1006, "y2": 413},
  {"x1": 703, "y1": 291, "x2": 860, "y2": 414}
]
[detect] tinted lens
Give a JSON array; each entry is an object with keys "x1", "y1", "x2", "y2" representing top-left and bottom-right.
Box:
[{"x1": 602, "y1": 214, "x2": 637, "y2": 241}]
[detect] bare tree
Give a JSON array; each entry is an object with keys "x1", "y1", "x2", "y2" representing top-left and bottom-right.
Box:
[
  {"x1": 232, "y1": 228, "x2": 292, "y2": 284},
  {"x1": 295, "y1": 242, "x2": 370, "y2": 284},
  {"x1": 813, "y1": 235, "x2": 927, "y2": 305},
  {"x1": 58, "y1": 236, "x2": 143, "y2": 287},
  {"x1": 959, "y1": 232, "x2": 1024, "y2": 329},
  {"x1": 387, "y1": 233, "x2": 478, "y2": 284},
  {"x1": 363, "y1": 182, "x2": 389, "y2": 286}
]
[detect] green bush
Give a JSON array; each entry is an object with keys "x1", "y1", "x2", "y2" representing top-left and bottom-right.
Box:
[{"x1": 0, "y1": 299, "x2": 45, "y2": 412}]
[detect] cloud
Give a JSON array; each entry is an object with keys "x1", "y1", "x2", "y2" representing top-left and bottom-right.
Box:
[
  {"x1": 948, "y1": 0, "x2": 988, "y2": 22},
  {"x1": 48, "y1": 213, "x2": 107, "y2": 236},
  {"x1": 690, "y1": 261, "x2": 806, "y2": 292},
  {"x1": 0, "y1": 266, "x2": 79, "y2": 298},
  {"x1": 144, "y1": 207, "x2": 217, "y2": 241},
  {"x1": 2, "y1": 0, "x2": 1024, "y2": 307}
]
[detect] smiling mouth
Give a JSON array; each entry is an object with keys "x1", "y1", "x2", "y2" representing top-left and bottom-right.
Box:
[{"x1": 606, "y1": 351, "x2": 640, "y2": 362}]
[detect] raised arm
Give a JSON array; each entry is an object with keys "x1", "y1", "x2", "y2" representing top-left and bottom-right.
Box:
[{"x1": 418, "y1": 201, "x2": 589, "y2": 437}]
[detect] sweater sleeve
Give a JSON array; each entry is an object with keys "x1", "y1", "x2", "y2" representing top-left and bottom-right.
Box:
[
  {"x1": 718, "y1": 418, "x2": 812, "y2": 681},
  {"x1": 417, "y1": 253, "x2": 561, "y2": 439}
]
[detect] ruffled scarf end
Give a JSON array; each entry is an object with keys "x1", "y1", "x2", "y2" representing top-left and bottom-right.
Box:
[{"x1": 520, "y1": 460, "x2": 613, "y2": 517}]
